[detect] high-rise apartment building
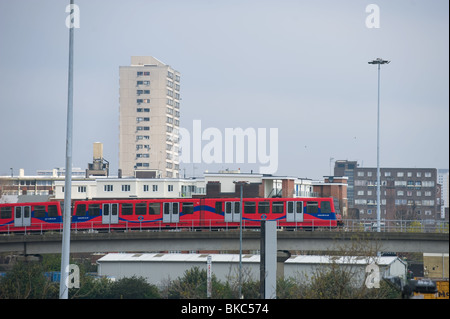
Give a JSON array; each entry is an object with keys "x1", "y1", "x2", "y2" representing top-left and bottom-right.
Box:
[{"x1": 119, "y1": 56, "x2": 181, "y2": 178}]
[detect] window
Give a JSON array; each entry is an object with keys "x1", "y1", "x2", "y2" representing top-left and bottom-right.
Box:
[
  {"x1": 75, "y1": 204, "x2": 86, "y2": 216},
  {"x1": 143, "y1": 185, "x2": 149, "y2": 192},
  {"x1": 215, "y1": 202, "x2": 222, "y2": 214},
  {"x1": 104, "y1": 185, "x2": 113, "y2": 192},
  {"x1": 384, "y1": 172, "x2": 391, "y2": 177},
  {"x1": 417, "y1": 172, "x2": 422, "y2": 177},
  {"x1": 182, "y1": 202, "x2": 194, "y2": 215},
  {"x1": 258, "y1": 201, "x2": 270, "y2": 214},
  {"x1": 244, "y1": 202, "x2": 256, "y2": 214},
  {"x1": 135, "y1": 203, "x2": 147, "y2": 215},
  {"x1": 122, "y1": 185, "x2": 131, "y2": 192},
  {"x1": 306, "y1": 202, "x2": 319, "y2": 214},
  {"x1": 48, "y1": 205, "x2": 58, "y2": 217},
  {"x1": 425, "y1": 172, "x2": 432, "y2": 178},
  {"x1": 88, "y1": 204, "x2": 101, "y2": 216},
  {"x1": 78, "y1": 186, "x2": 86, "y2": 193},
  {"x1": 121, "y1": 203, "x2": 133, "y2": 215},
  {"x1": 168, "y1": 185, "x2": 174, "y2": 192},
  {"x1": 397, "y1": 172, "x2": 404, "y2": 177},
  {"x1": 357, "y1": 172, "x2": 364, "y2": 177},
  {"x1": 3, "y1": 209, "x2": 17, "y2": 220},
  {"x1": 397, "y1": 191, "x2": 404, "y2": 196},
  {"x1": 321, "y1": 201, "x2": 331, "y2": 214},
  {"x1": 272, "y1": 202, "x2": 284, "y2": 214},
  {"x1": 34, "y1": 206, "x2": 46, "y2": 218},
  {"x1": 147, "y1": 203, "x2": 159, "y2": 215}
]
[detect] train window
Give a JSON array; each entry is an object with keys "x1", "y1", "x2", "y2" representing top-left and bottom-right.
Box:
[
  {"x1": 75, "y1": 204, "x2": 86, "y2": 216},
  {"x1": 182, "y1": 202, "x2": 194, "y2": 215},
  {"x1": 287, "y1": 202, "x2": 294, "y2": 214},
  {"x1": 215, "y1": 202, "x2": 222, "y2": 214},
  {"x1": 24, "y1": 207, "x2": 30, "y2": 218},
  {"x1": 234, "y1": 202, "x2": 240, "y2": 214},
  {"x1": 306, "y1": 202, "x2": 319, "y2": 214},
  {"x1": 15, "y1": 207, "x2": 21, "y2": 218},
  {"x1": 164, "y1": 203, "x2": 170, "y2": 215},
  {"x1": 272, "y1": 202, "x2": 284, "y2": 214},
  {"x1": 225, "y1": 202, "x2": 232, "y2": 215},
  {"x1": 34, "y1": 206, "x2": 46, "y2": 218},
  {"x1": 88, "y1": 204, "x2": 101, "y2": 216},
  {"x1": 122, "y1": 203, "x2": 133, "y2": 215},
  {"x1": 0, "y1": 207, "x2": 12, "y2": 219},
  {"x1": 148, "y1": 203, "x2": 160, "y2": 215},
  {"x1": 135, "y1": 203, "x2": 147, "y2": 215},
  {"x1": 48, "y1": 205, "x2": 58, "y2": 217},
  {"x1": 321, "y1": 201, "x2": 331, "y2": 214},
  {"x1": 297, "y1": 202, "x2": 303, "y2": 214},
  {"x1": 258, "y1": 202, "x2": 270, "y2": 214},
  {"x1": 244, "y1": 202, "x2": 256, "y2": 214}
]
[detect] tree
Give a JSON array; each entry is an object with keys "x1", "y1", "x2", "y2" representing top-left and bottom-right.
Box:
[
  {"x1": 107, "y1": 276, "x2": 160, "y2": 299},
  {"x1": 0, "y1": 260, "x2": 58, "y2": 299}
]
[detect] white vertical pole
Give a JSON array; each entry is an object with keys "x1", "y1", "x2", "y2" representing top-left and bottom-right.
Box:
[{"x1": 60, "y1": 0, "x2": 75, "y2": 299}]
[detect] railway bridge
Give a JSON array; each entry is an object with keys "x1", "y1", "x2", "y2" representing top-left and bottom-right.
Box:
[{"x1": 0, "y1": 231, "x2": 448, "y2": 255}]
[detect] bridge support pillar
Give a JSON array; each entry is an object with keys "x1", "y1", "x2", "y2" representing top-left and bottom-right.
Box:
[{"x1": 260, "y1": 220, "x2": 277, "y2": 299}]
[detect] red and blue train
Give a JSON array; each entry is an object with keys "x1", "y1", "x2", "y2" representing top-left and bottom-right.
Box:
[{"x1": 0, "y1": 197, "x2": 342, "y2": 233}]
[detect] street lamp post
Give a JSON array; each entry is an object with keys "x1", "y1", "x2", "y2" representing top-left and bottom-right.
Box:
[{"x1": 368, "y1": 58, "x2": 390, "y2": 233}]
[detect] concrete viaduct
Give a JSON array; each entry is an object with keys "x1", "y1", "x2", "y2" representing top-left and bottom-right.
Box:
[{"x1": 0, "y1": 231, "x2": 448, "y2": 255}]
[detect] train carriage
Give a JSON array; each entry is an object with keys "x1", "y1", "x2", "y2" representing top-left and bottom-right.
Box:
[
  {"x1": 0, "y1": 202, "x2": 63, "y2": 233},
  {"x1": 0, "y1": 197, "x2": 342, "y2": 233}
]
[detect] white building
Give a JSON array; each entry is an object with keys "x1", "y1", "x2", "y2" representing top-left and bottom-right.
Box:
[
  {"x1": 97, "y1": 253, "x2": 407, "y2": 289},
  {"x1": 284, "y1": 255, "x2": 408, "y2": 287},
  {"x1": 53, "y1": 177, "x2": 206, "y2": 200},
  {"x1": 119, "y1": 56, "x2": 181, "y2": 178}
]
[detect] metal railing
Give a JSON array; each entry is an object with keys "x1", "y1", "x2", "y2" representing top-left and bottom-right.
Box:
[{"x1": 1, "y1": 219, "x2": 448, "y2": 235}]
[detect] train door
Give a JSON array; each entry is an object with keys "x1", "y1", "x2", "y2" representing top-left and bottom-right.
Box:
[
  {"x1": 163, "y1": 202, "x2": 179, "y2": 223},
  {"x1": 286, "y1": 201, "x2": 303, "y2": 223},
  {"x1": 14, "y1": 206, "x2": 31, "y2": 227},
  {"x1": 102, "y1": 203, "x2": 119, "y2": 224},
  {"x1": 225, "y1": 201, "x2": 241, "y2": 222}
]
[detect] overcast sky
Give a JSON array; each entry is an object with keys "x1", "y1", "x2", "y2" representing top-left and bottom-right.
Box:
[{"x1": 0, "y1": 0, "x2": 448, "y2": 180}]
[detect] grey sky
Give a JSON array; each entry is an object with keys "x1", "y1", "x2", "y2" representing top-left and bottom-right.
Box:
[{"x1": 0, "y1": 0, "x2": 448, "y2": 180}]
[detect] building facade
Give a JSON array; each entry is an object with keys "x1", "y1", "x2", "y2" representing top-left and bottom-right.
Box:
[
  {"x1": 119, "y1": 56, "x2": 181, "y2": 178},
  {"x1": 335, "y1": 160, "x2": 443, "y2": 223}
]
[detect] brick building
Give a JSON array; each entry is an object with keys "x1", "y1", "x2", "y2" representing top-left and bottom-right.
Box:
[{"x1": 334, "y1": 160, "x2": 443, "y2": 224}]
